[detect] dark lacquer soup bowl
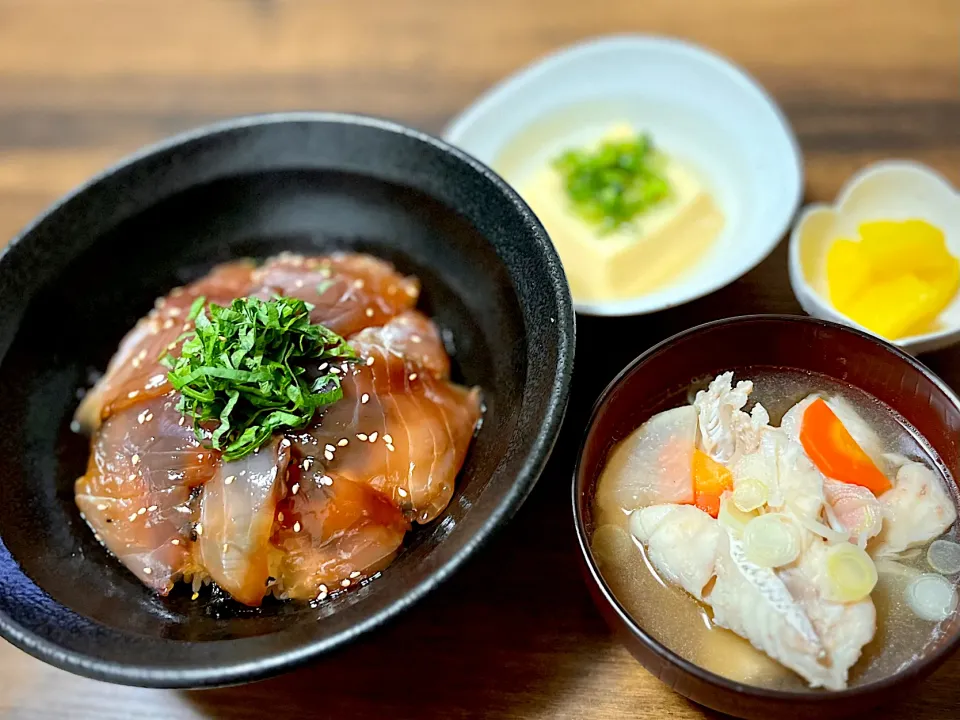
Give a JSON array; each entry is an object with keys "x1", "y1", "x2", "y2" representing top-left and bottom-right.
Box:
[
  {"x1": 573, "y1": 315, "x2": 960, "y2": 719},
  {"x1": 0, "y1": 113, "x2": 574, "y2": 687}
]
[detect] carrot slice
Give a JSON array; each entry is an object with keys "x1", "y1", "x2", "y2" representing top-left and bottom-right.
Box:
[
  {"x1": 692, "y1": 449, "x2": 733, "y2": 518},
  {"x1": 800, "y1": 398, "x2": 892, "y2": 495}
]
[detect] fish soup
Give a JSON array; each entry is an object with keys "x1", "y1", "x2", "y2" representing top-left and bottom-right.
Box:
[{"x1": 592, "y1": 368, "x2": 960, "y2": 692}]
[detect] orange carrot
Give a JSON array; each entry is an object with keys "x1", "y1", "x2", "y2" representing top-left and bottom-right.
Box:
[
  {"x1": 692, "y1": 449, "x2": 733, "y2": 518},
  {"x1": 800, "y1": 398, "x2": 892, "y2": 495}
]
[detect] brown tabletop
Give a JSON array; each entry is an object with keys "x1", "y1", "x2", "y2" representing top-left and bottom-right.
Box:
[{"x1": 1, "y1": 1, "x2": 959, "y2": 718}]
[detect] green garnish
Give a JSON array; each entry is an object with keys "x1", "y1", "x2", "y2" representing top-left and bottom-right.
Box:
[
  {"x1": 164, "y1": 296, "x2": 355, "y2": 461},
  {"x1": 552, "y1": 133, "x2": 670, "y2": 232}
]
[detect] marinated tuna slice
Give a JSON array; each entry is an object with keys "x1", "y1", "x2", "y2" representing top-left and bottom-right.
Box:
[
  {"x1": 289, "y1": 313, "x2": 481, "y2": 523},
  {"x1": 350, "y1": 311, "x2": 451, "y2": 380},
  {"x1": 75, "y1": 260, "x2": 255, "y2": 430},
  {"x1": 198, "y1": 437, "x2": 291, "y2": 607},
  {"x1": 74, "y1": 395, "x2": 219, "y2": 593},
  {"x1": 274, "y1": 470, "x2": 410, "y2": 600},
  {"x1": 249, "y1": 252, "x2": 420, "y2": 337}
]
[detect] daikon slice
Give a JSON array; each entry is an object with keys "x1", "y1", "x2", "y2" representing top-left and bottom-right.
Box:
[{"x1": 905, "y1": 574, "x2": 959, "y2": 622}]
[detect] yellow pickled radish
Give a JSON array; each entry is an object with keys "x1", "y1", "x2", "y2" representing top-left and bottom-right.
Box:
[
  {"x1": 825, "y1": 543, "x2": 878, "y2": 603},
  {"x1": 824, "y1": 218, "x2": 959, "y2": 340},
  {"x1": 733, "y1": 478, "x2": 768, "y2": 512},
  {"x1": 718, "y1": 497, "x2": 758, "y2": 536},
  {"x1": 826, "y1": 239, "x2": 871, "y2": 312}
]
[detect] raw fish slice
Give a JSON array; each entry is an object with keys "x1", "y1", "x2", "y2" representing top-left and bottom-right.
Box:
[
  {"x1": 775, "y1": 442, "x2": 826, "y2": 521},
  {"x1": 274, "y1": 470, "x2": 410, "y2": 600},
  {"x1": 74, "y1": 396, "x2": 219, "y2": 593},
  {"x1": 74, "y1": 261, "x2": 255, "y2": 430},
  {"x1": 778, "y1": 540, "x2": 877, "y2": 689},
  {"x1": 349, "y1": 311, "x2": 451, "y2": 380},
  {"x1": 822, "y1": 478, "x2": 882, "y2": 546},
  {"x1": 289, "y1": 314, "x2": 481, "y2": 523},
  {"x1": 596, "y1": 406, "x2": 697, "y2": 512},
  {"x1": 707, "y1": 533, "x2": 836, "y2": 688},
  {"x1": 249, "y1": 252, "x2": 420, "y2": 338},
  {"x1": 870, "y1": 461, "x2": 957, "y2": 557},
  {"x1": 629, "y1": 504, "x2": 721, "y2": 600},
  {"x1": 198, "y1": 437, "x2": 291, "y2": 607},
  {"x1": 694, "y1": 372, "x2": 769, "y2": 465}
]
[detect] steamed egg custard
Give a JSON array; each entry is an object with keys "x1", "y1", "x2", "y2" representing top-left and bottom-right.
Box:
[
  {"x1": 593, "y1": 370, "x2": 960, "y2": 691},
  {"x1": 518, "y1": 124, "x2": 725, "y2": 303}
]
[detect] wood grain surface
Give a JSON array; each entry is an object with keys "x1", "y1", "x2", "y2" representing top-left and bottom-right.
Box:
[{"x1": 1, "y1": 1, "x2": 959, "y2": 718}]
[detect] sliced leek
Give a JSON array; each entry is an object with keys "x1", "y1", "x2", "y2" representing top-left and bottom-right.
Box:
[
  {"x1": 824, "y1": 543, "x2": 878, "y2": 603},
  {"x1": 905, "y1": 574, "x2": 959, "y2": 622},
  {"x1": 733, "y1": 478, "x2": 768, "y2": 512},
  {"x1": 927, "y1": 539, "x2": 960, "y2": 576},
  {"x1": 743, "y1": 513, "x2": 801, "y2": 568}
]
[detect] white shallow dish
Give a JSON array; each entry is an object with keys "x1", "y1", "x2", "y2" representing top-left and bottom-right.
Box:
[
  {"x1": 789, "y1": 160, "x2": 960, "y2": 355},
  {"x1": 444, "y1": 34, "x2": 803, "y2": 316}
]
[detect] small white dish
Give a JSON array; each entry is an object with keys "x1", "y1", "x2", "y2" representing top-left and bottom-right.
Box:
[
  {"x1": 789, "y1": 160, "x2": 960, "y2": 355},
  {"x1": 444, "y1": 34, "x2": 803, "y2": 316}
]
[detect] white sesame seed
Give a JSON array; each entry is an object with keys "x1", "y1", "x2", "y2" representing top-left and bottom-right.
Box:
[
  {"x1": 318, "y1": 363, "x2": 329, "y2": 372},
  {"x1": 382, "y1": 434, "x2": 393, "y2": 444},
  {"x1": 171, "y1": 539, "x2": 180, "y2": 546},
  {"x1": 324, "y1": 444, "x2": 336, "y2": 453},
  {"x1": 361, "y1": 393, "x2": 370, "y2": 404},
  {"x1": 338, "y1": 438, "x2": 349, "y2": 447},
  {"x1": 137, "y1": 507, "x2": 146, "y2": 515},
  {"x1": 291, "y1": 483, "x2": 300, "y2": 495},
  {"x1": 302, "y1": 458, "x2": 314, "y2": 471},
  {"x1": 167, "y1": 342, "x2": 178, "y2": 350},
  {"x1": 96, "y1": 503, "x2": 108, "y2": 511},
  {"x1": 143, "y1": 567, "x2": 152, "y2": 575},
  {"x1": 324, "y1": 450, "x2": 334, "y2": 461},
  {"x1": 386, "y1": 443, "x2": 396, "y2": 452},
  {"x1": 411, "y1": 335, "x2": 422, "y2": 344},
  {"x1": 279, "y1": 437, "x2": 291, "y2": 448},
  {"x1": 369, "y1": 432, "x2": 378, "y2": 443},
  {"x1": 127, "y1": 473, "x2": 137, "y2": 482},
  {"x1": 146, "y1": 373, "x2": 166, "y2": 389},
  {"x1": 398, "y1": 487, "x2": 408, "y2": 497},
  {"x1": 147, "y1": 505, "x2": 158, "y2": 512},
  {"x1": 365, "y1": 307, "x2": 374, "y2": 317},
  {"x1": 353, "y1": 279, "x2": 364, "y2": 289},
  {"x1": 278, "y1": 511, "x2": 285, "y2": 522},
  {"x1": 195, "y1": 523, "x2": 203, "y2": 537},
  {"x1": 137, "y1": 410, "x2": 150, "y2": 424},
  {"x1": 178, "y1": 416, "x2": 186, "y2": 426},
  {"x1": 128, "y1": 513, "x2": 138, "y2": 522},
  {"x1": 168, "y1": 307, "x2": 182, "y2": 317},
  {"x1": 331, "y1": 366, "x2": 340, "y2": 374},
  {"x1": 349, "y1": 571, "x2": 361, "y2": 579},
  {"x1": 319, "y1": 475, "x2": 333, "y2": 486},
  {"x1": 341, "y1": 579, "x2": 351, "y2": 587},
  {"x1": 408, "y1": 372, "x2": 418, "y2": 381},
  {"x1": 293, "y1": 521, "x2": 301, "y2": 533},
  {"x1": 294, "y1": 279, "x2": 305, "y2": 288},
  {"x1": 127, "y1": 390, "x2": 140, "y2": 399},
  {"x1": 224, "y1": 475, "x2": 236, "y2": 485},
  {"x1": 366, "y1": 356, "x2": 375, "y2": 366},
  {"x1": 163, "y1": 318, "x2": 175, "y2": 330},
  {"x1": 132, "y1": 454, "x2": 140, "y2": 465},
  {"x1": 356, "y1": 433, "x2": 368, "y2": 441},
  {"x1": 405, "y1": 285, "x2": 417, "y2": 297},
  {"x1": 191, "y1": 592, "x2": 199, "y2": 601},
  {"x1": 182, "y1": 323, "x2": 192, "y2": 332}
]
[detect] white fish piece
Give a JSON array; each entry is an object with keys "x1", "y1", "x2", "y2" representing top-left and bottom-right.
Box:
[
  {"x1": 629, "y1": 504, "x2": 722, "y2": 600},
  {"x1": 871, "y1": 461, "x2": 957, "y2": 557},
  {"x1": 708, "y1": 532, "x2": 837, "y2": 687},
  {"x1": 694, "y1": 372, "x2": 769, "y2": 464},
  {"x1": 776, "y1": 440, "x2": 826, "y2": 521},
  {"x1": 779, "y1": 540, "x2": 877, "y2": 689},
  {"x1": 822, "y1": 478, "x2": 882, "y2": 547},
  {"x1": 596, "y1": 406, "x2": 697, "y2": 511}
]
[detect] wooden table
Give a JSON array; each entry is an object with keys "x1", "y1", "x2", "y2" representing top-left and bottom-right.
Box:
[{"x1": 1, "y1": 1, "x2": 959, "y2": 717}]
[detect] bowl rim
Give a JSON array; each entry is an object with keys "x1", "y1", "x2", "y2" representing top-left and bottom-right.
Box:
[
  {"x1": 572, "y1": 313, "x2": 960, "y2": 703},
  {"x1": 0, "y1": 111, "x2": 576, "y2": 687},
  {"x1": 443, "y1": 33, "x2": 805, "y2": 317}
]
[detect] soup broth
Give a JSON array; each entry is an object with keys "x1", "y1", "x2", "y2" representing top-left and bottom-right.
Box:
[{"x1": 591, "y1": 368, "x2": 960, "y2": 691}]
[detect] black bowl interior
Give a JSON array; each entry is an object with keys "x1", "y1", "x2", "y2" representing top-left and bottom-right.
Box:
[{"x1": 0, "y1": 115, "x2": 573, "y2": 686}]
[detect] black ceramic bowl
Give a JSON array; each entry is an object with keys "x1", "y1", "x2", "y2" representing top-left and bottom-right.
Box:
[
  {"x1": 574, "y1": 315, "x2": 960, "y2": 719},
  {"x1": 0, "y1": 113, "x2": 574, "y2": 687}
]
